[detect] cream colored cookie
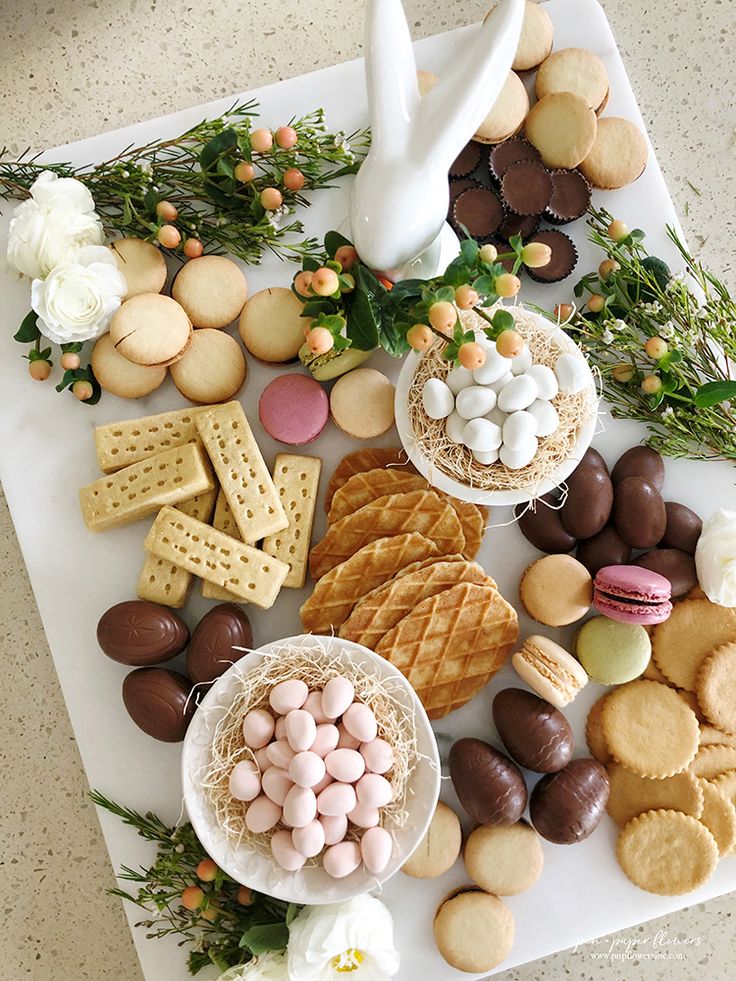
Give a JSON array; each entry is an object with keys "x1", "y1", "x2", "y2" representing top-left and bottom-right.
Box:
[
  {"x1": 464, "y1": 823, "x2": 543, "y2": 895},
  {"x1": 170, "y1": 329, "x2": 246, "y2": 404},
  {"x1": 109, "y1": 237, "x2": 168, "y2": 298},
  {"x1": 474, "y1": 71, "x2": 529, "y2": 144},
  {"x1": 652, "y1": 598, "x2": 736, "y2": 691},
  {"x1": 417, "y1": 70, "x2": 438, "y2": 97},
  {"x1": 535, "y1": 48, "x2": 610, "y2": 113},
  {"x1": 697, "y1": 779, "x2": 736, "y2": 855},
  {"x1": 402, "y1": 801, "x2": 462, "y2": 878},
  {"x1": 524, "y1": 92, "x2": 598, "y2": 169},
  {"x1": 172, "y1": 254, "x2": 248, "y2": 329},
  {"x1": 433, "y1": 889, "x2": 514, "y2": 973},
  {"x1": 487, "y1": 1, "x2": 554, "y2": 72},
  {"x1": 330, "y1": 368, "x2": 395, "y2": 439},
  {"x1": 238, "y1": 287, "x2": 305, "y2": 364},
  {"x1": 696, "y1": 643, "x2": 736, "y2": 735},
  {"x1": 91, "y1": 333, "x2": 167, "y2": 399},
  {"x1": 606, "y1": 761, "x2": 703, "y2": 827},
  {"x1": 109, "y1": 293, "x2": 192, "y2": 366},
  {"x1": 579, "y1": 117, "x2": 648, "y2": 189},
  {"x1": 585, "y1": 693, "x2": 611, "y2": 765}
]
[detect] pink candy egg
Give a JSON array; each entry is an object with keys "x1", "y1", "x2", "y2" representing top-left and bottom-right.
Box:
[
  {"x1": 242, "y1": 708, "x2": 275, "y2": 749},
  {"x1": 266, "y1": 739, "x2": 296, "y2": 770},
  {"x1": 285, "y1": 709, "x2": 317, "y2": 753},
  {"x1": 262, "y1": 767, "x2": 293, "y2": 806},
  {"x1": 323, "y1": 841, "x2": 362, "y2": 879},
  {"x1": 289, "y1": 751, "x2": 327, "y2": 789},
  {"x1": 322, "y1": 676, "x2": 355, "y2": 719},
  {"x1": 342, "y1": 703, "x2": 378, "y2": 743},
  {"x1": 311, "y1": 723, "x2": 340, "y2": 758},
  {"x1": 320, "y1": 813, "x2": 348, "y2": 846},
  {"x1": 245, "y1": 795, "x2": 281, "y2": 833},
  {"x1": 269, "y1": 679, "x2": 309, "y2": 715},
  {"x1": 336, "y1": 724, "x2": 362, "y2": 751},
  {"x1": 228, "y1": 761, "x2": 261, "y2": 802},
  {"x1": 274, "y1": 716, "x2": 288, "y2": 740},
  {"x1": 282, "y1": 785, "x2": 317, "y2": 829},
  {"x1": 360, "y1": 826, "x2": 392, "y2": 874},
  {"x1": 325, "y1": 748, "x2": 366, "y2": 783},
  {"x1": 347, "y1": 801, "x2": 379, "y2": 829},
  {"x1": 303, "y1": 690, "x2": 332, "y2": 724},
  {"x1": 356, "y1": 773, "x2": 393, "y2": 808},
  {"x1": 291, "y1": 819, "x2": 326, "y2": 858},
  {"x1": 360, "y1": 738, "x2": 394, "y2": 775},
  {"x1": 317, "y1": 781, "x2": 357, "y2": 817},
  {"x1": 312, "y1": 772, "x2": 334, "y2": 795},
  {"x1": 271, "y1": 829, "x2": 306, "y2": 871},
  {"x1": 253, "y1": 746, "x2": 272, "y2": 772}
]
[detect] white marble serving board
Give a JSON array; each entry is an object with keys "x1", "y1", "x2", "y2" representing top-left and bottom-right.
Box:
[{"x1": 1, "y1": 1, "x2": 734, "y2": 978}]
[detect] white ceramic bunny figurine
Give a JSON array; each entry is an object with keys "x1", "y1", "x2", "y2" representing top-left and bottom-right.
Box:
[{"x1": 350, "y1": 0, "x2": 525, "y2": 279}]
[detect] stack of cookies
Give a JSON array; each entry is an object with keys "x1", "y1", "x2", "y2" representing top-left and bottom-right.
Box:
[{"x1": 300, "y1": 449, "x2": 519, "y2": 719}]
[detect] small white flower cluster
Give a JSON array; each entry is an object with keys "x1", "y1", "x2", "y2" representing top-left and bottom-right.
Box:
[{"x1": 6, "y1": 171, "x2": 126, "y2": 344}]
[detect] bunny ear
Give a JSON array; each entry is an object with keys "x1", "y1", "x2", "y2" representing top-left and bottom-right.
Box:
[
  {"x1": 363, "y1": 0, "x2": 421, "y2": 157},
  {"x1": 415, "y1": 0, "x2": 525, "y2": 166}
]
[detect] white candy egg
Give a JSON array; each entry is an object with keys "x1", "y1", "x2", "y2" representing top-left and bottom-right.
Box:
[
  {"x1": 497, "y1": 374, "x2": 538, "y2": 412},
  {"x1": 282, "y1": 785, "x2": 318, "y2": 828},
  {"x1": 347, "y1": 802, "x2": 380, "y2": 828},
  {"x1": 360, "y1": 738, "x2": 393, "y2": 774},
  {"x1": 285, "y1": 709, "x2": 317, "y2": 753},
  {"x1": 245, "y1": 795, "x2": 281, "y2": 833},
  {"x1": 310, "y1": 723, "x2": 340, "y2": 758},
  {"x1": 484, "y1": 406, "x2": 507, "y2": 429},
  {"x1": 473, "y1": 448, "x2": 500, "y2": 465},
  {"x1": 313, "y1": 771, "x2": 334, "y2": 795},
  {"x1": 525, "y1": 363, "x2": 559, "y2": 400},
  {"x1": 502, "y1": 411, "x2": 538, "y2": 451},
  {"x1": 266, "y1": 739, "x2": 296, "y2": 769},
  {"x1": 253, "y1": 746, "x2": 272, "y2": 772},
  {"x1": 455, "y1": 385, "x2": 497, "y2": 420},
  {"x1": 274, "y1": 716, "x2": 287, "y2": 740},
  {"x1": 241, "y1": 709, "x2": 275, "y2": 749},
  {"x1": 289, "y1": 751, "x2": 327, "y2": 788},
  {"x1": 511, "y1": 345, "x2": 533, "y2": 375},
  {"x1": 500, "y1": 437, "x2": 539, "y2": 470},
  {"x1": 320, "y1": 813, "x2": 348, "y2": 845},
  {"x1": 463, "y1": 418, "x2": 502, "y2": 452},
  {"x1": 271, "y1": 829, "x2": 306, "y2": 871},
  {"x1": 445, "y1": 410, "x2": 467, "y2": 444},
  {"x1": 325, "y1": 748, "x2": 366, "y2": 783},
  {"x1": 321, "y1": 676, "x2": 355, "y2": 719},
  {"x1": 489, "y1": 371, "x2": 514, "y2": 394},
  {"x1": 446, "y1": 364, "x2": 474, "y2": 395},
  {"x1": 422, "y1": 378, "x2": 455, "y2": 420},
  {"x1": 527, "y1": 399, "x2": 560, "y2": 437},
  {"x1": 269, "y1": 679, "x2": 309, "y2": 715},
  {"x1": 302, "y1": 690, "x2": 332, "y2": 724},
  {"x1": 473, "y1": 347, "x2": 512, "y2": 385},
  {"x1": 262, "y1": 766, "x2": 293, "y2": 806},
  {"x1": 361, "y1": 826, "x2": 393, "y2": 874},
  {"x1": 342, "y1": 703, "x2": 378, "y2": 743},
  {"x1": 337, "y1": 724, "x2": 362, "y2": 750},
  {"x1": 228, "y1": 761, "x2": 261, "y2": 802},
  {"x1": 291, "y1": 819, "x2": 325, "y2": 859},
  {"x1": 323, "y1": 841, "x2": 362, "y2": 879},
  {"x1": 555, "y1": 353, "x2": 588, "y2": 393},
  {"x1": 355, "y1": 773, "x2": 393, "y2": 808},
  {"x1": 317, "y1": 781, "x2": 357, "y2": 817}
]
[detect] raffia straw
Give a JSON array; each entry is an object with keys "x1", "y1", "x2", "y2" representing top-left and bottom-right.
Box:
[
  {"x1": 200, "y1": 639, "x2": 419, "y2": 866},
  {"x1": 406, "y1": 305, "x2": 598, "y2": 497}
]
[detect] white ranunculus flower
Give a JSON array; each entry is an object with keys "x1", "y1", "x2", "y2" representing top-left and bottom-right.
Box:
[
  {"x1": 287, "y1": 896, "x2": 400, "y2": 981},
  {"x1": 30, "y1": 245, "x2": 126, "y2": 345},
  {"x1": 217, "y1": 951, "x2": 289, "y2": 981},
  {"x1": 6, "y1": 170, "x2": 104, "y2": 279}
]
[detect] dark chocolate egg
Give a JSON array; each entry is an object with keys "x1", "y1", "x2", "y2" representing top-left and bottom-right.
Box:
[
  {"x1": 122, "y1": 667, "x2": 195, "y2": 742},
  {"x1": 660, "y1": 502, "x2": 702, "y2": 554},
  {"x1": 449, "y1": 738, "x2": 527, "y2": 826},
  {"x1": 613, "y1": 477, "x2": 667, "y2": 548},
  {"x1": 492, "y1": 688, "x2": 574, "y2": 773},
  {"x1": 611, "y1": 446, "x2": 665, "y2": 490},
  {"x1": 515, "y1": 492, "x2": 577, "y2": 553},
  {"x1": 633, "y1": 548, "x2": 697, "y2": 598},
  {"x1": 97, "y1": 600, "x2": 189, "y2": 666},
  {"x1": 560, "y1": 466, "x2": 613, "y2": 539},
  {"x1": 530, "y1": 757, "x2": 610, "y2": 844},
  {"x1": 576, "y1": 525, "x2": 631, "y2": 576},
  {"x1": 187, "y1": 604, "x2": 252, "y2": 685}
]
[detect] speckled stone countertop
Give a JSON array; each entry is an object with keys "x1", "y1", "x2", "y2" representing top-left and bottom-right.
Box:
[{"x1": 1, "y1": 1, "x2": 734, "y2": 979}]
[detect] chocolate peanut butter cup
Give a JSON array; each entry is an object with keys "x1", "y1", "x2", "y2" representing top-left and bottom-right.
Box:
[
  {"x1": 451, "y1": 186, "x2": 505, "y2": 241},
  {"x1": 489, "y1": 137, "x2": 542, "y2": 183},
  {"x1": 501, "y1": 160, "x2": 553, "y2": 217},
  {"x1": 545, "y1": 169, "x2": 592, "y2": 224},
  {"x1": 526, "y1": 230, "x2": 579, "y2": 283},
  {"x1": 497, "y1": 211, "x2": 541, "y2": 243},
  {"x1": 450, "y1": 141, "x2": 483, "y2": 178}
]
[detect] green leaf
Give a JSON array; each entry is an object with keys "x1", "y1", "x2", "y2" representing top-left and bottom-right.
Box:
[
  {"x1": 239, "y1": 922, "x2": 289, "y2": 954},
  {"x1": 693, "y1": 381, "x2": 736, "y2": 408},
  {"x1": 285, "y1": 903, "x2": 300, "y2": 926},
  {"x1": 443, "y1": 257, "x2": 471, "y2": 288},
  {"x1": 200, "y1": 128, "x2": 238, "y2": 172},
  {"x1": 14, "y1": 311, "x2": 40, "y2": 343},
  {"x1": 301, "y1": 298, "x2": 334, "y2": 318},
  {"x1": 444, "y1": 343, "x2": 459, "y2": 362},
  {"x1": 434, "y1": 285, "x2": 456, "y2": 305},
  {"x1": 60, "y1": 341, "x2": 84, "y2": 353},
  {"x1": 346, "y1": 264, "x2": 382, "y2": 350},
  {"x1": 471, "y1": 274, "x2": 495, "y2": 297},
  {"x1": 324, "y1": 230, "x2": 353, "y2": 258},
  {"x1": 379, "y1": 315, "x2": 411, "y2": 358},
  {"x1": 573, "y1": 281, "x2": 585, "y2": 298},
  {"x1": 492, "y1": 309, "x2": 515, "y2": 332},
  {"x1": 508, "y1": 234, "x2": 523, "y2": 255},
  {"x1": 459, "y1": 238, "x2": 479, "y2": 265},
  {"x1": 302, "y1": 256, "x2": 321, "y2": 273}
]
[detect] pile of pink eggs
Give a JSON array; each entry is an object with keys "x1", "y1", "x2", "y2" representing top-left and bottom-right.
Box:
[{"x1": 228, "y1": 675, "x2": 395, "y2": 878}]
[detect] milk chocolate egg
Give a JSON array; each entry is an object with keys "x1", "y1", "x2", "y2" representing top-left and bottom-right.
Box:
[
  {"x1": 633, "y1": 548, "x2": 697, "y2": 598},
  {"x1": 186, "y1": 604, "x2": 251, "y2": 684},
  {"x1": 122, "y1": 667, "x2": 194, "y2": 742},
  {"x1": 449, "y1": 738, "x2": 527, "y2": 825},
  {"x1": 530, "y1": 757, "x2": 610, "y2": 844},
  {"x1": 579, "y1": 447, "x2": 608, "y2": 474},
  {"x1": 99, "y1": 601, "x2": 188, "y2": 666},
  {"x1": 492, "y1": 688, "x2": 574, "y2": 773},
  {"x1": 576, "y1": 525, "x2": 631, "y2": 576},
  {"x1": 660, "y1": 502, "x2": 702, "y2": 554},
  {"x1": 613, "y1": 477, "x2": 667, "y2": 548},
  {"x1": 515, "y1": 492, "x2": 577, "y2": 554},
  {"x1": 560, "y1": 466, "x2": 613, "y2": 539},
  {"x1": 611, "y1": 445, "x2": 664, "y2": 490}
]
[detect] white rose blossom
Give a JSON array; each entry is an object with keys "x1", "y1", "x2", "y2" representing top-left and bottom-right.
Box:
[
  {"x1": 287, "y1": 896, "x2": 400, "y2": 981},
  {"x1": 30, "y1": 245, "x2": 126, "y2": 345},
  {"x1": 217, "y1": 951, "x2": 289, "y2": 981},
  {"x1": 6, "y1": 171, "x2": 105, "y2": 279}
]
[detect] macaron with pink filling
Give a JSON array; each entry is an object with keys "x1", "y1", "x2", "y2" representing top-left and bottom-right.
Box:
[
  {"x1": 593, "y1": 564, "x2": 672, "y2": 624},
  {"x1": 259, "y1": 373, "x2": 329, "y2": 445}
]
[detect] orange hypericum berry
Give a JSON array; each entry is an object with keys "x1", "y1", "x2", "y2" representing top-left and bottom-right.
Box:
[
  {"x1": 645, "y1": 337, "x2": 669, "y2": 360},
  {"x1": 521, "y1": 242, "x2": 552, "y2": 269},
  {"x1": 310, "y1": 267, "x2": 340, "y2": 297},
  {"x1": 283, "y1": 167, "x2": 305, "y2": 191},
  {"x1": 599, "y1": 258, "x2": 620, "y2": 280},
  {"x1": 275, "y1": 126, "x2": 298, "y2": 149},
  {"x1": 260, "y1": 187, "x2": 283, "y2": 210},
  {"x1": 406, "y1": 324, "x2": 433, "y2": 352},
  {"x1": 293, "y1": 270, "x2": 313, "y2": 296},
  {"x1": 641, "y1": 374, "x2": 663, "y2": 394},
  {"x1": 587, "y1": 294, "x2": 606, "y2": 313},
  {"x1": 554, "y1": 303, "x2": 575, "y2": 321},
  {"x1": 28, "y1": 360, "x2": 51, "y2": 381},
  {"x1": 307, "y1": 326, "x2": 335, "y2": 355},
  {"x1": 334, "y1": 245, "x2": 359, "y2": 271},
  {"x1": 155, "y1": 200, "x2": 178, "y2": 222},
  {"x1": 454, "y1": 284, "x2": 480, "y2": 310},
  {"x1": 60, "y1": 352, "x2": 80, "y2": 371},
  {"x1": 196, "y1": 859, "x2": 218, "y2": 882},
  {"x1": 181, "y1": 886, "x2": 204, "y2": 911},
  {"x1": 183, "y1": 238, "x2": 204, "y2": 259},
  {"x1": 72, "y1": 380, "x2": 94, "y2": 401},
  {"x1": 495, "y1": 329, "x2": 526, "y2": 359},
  {"x1": 428, "y1": 301, "x2": 457, "y2": 336},
  {"x1": 458, "y1": 341, "x2": 487, "y2": 370},
  {"x1": 612, "y1": 363, "x2": 635, "y2": 383},
  {"x1": 250, "y1": 128, "x2": 273, "y2": 153},
  {"x1": 494, "y1": 273, "x2": 521, "y2": 299},
  {"x1": 607, "y1": 219, "x2": 629, "y2": 242},
  {"x1": 234, "y1": 161, "x2": 255, "y2": 183},
  {"x1": 157, "y1": 224, "x2": 181, "y2": 248}
]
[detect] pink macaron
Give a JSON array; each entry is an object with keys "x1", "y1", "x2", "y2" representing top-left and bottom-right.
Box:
[
  {"x1": 593, "y1": 564, "x2": 672, "y2": 624},
  {"x1": 259, "y1": 373, "x2": 329, "y2": 445}
]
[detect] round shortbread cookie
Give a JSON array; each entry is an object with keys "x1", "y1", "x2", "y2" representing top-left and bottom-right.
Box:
[
  {"x1": 464, "y1": 823, "x2": 543, "y2": 896},
  {"x1": 486, "y1": 1, "x2": 554, "y2": 72},
  {"x1": 602, "y1": 679, "x2": 699, "y2": 778},
  {"x1": 417, "y1": 70, "x2": 438, "y2": 97},
  {"x1": 606, "y1": 761, "x2": 703, "y2": 827},
  {"x1": 641, "y1": 655, "x2": 668, "y2": 684},
  {"x1": 700, "y1": 726, "x2": 736, "y2": 748},
  {"x1": 690, "y1": 744, "x2": 736, "y2": 780},
  {"x1": 402, "y1": 801, "x2": 462, "y2": 878},
  {"x1": 91, "y1": 333, "x2": 167, "y2": 399},
  {"x1": 579, "y1": 117, "x2": 648, "y2": 189},
  {"x1": 109, "y1": 237, "x2": 167, "y2": 298},
  {"x1": 535, "y1": 47, "x2": 610, "y2": 112},
  {"x1": 697, "y1": 779, "x2": 736, "y2": 855},
  {"x1": 169, "y1": 328, "x2": 246, "y2": 404},
  {"x1": 433, "y1": 889, "x2": 514, "y2": 973},
  {"x1": 109, "y1": 293, "x2": 192, "y2": 367},
  {"x1": 696, "y1": 643, "x2": 736, "y2": 735},
  {"x1": 616, "y1": 809, "x2": 719, "y2": 895},
  {"x1": 652, "y1": 598, "x2": 736, "y2": 691},
  {"x1": 524, "y1": 92, "x2": 597, "y2": 169},
  {"x1": 238, "y1": 287, "x2": 305, "y2": 364},
  {"x1": 172, "y1": 254, "x2": 248, "y2": 329},
  {"x1": 710, "y1": 769, "x2": 736, "y2": 806},
  {"x1": 474, "y1": 71, "x2": 529, "y2": 144},
  {"x1": 585, "y1": 693, "x2": 611, "y2": 765},
  {"x1": 330, "y1": 368, "x2": 395, "y2": 439}
]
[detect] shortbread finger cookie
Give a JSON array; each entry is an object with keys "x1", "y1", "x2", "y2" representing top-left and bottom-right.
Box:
[
  {"x1": 109, "y1": 293, "x2": 192, "y2": 366},
  {"x1": 262, "y1": 454, "x2": 322, "y2": 588},
  {"x1": 535, "y1": 48, "x2": 610, "y2": 113},
  {"x1": 172, "y1": 255, "x2": 248, "y2": 329},
  {"x1": 202, "y1": 490, "x2": 242, "y2": 602},
  {"x1": 94, "y1": 406, "x2": 208, "y2": 473},
  {"x1": 91, "y1": 333, "x2": 167, "y2": 400},
  {"x1": 144, "y1": 506, "x2": 288, "y2": 608},
  {"x1": 696, "y1": 643, "x2": 736, "y2": 735},
  {"x1": 473, "y1": 71, "x2": 529, "y2": 144},
  {"x1": 579, "y1": 117, "x2": 648, "y2": 189},
  {"x1": 170, "y1": 328, "x2": 246, "y2": 404},
  {"x1": 239, "y1": 287, "x2": 305, "y2": 364},
  {"x1": 524, "y1": 92, "x2": 597, "y2": 169},
  {"x1": 109, "y1": 237, "x2": 167, "y2": 298}
]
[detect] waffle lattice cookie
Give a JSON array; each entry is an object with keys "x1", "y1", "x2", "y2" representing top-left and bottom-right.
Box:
[
  {"x1": 300, "y1": 533, "x2": 440, "y2": 634},
  {"x1": 375, "y1": 581, "x2": 519, "y2": 719},
  {"x1": 324, "y1": 447, "x2": 417, "y2": 512},
  {"x1": 309, "y1": 490, "x2": 465, "y2": 580}
]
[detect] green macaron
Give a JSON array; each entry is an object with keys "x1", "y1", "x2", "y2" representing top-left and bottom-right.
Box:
[{"x1": 575, "y1": 616, "x2": 651, "y2": 685}]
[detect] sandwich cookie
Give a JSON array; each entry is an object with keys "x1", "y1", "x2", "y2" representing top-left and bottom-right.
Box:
[
  {"x1": 109, "y1": 237, "x2": 167, "y2": 298},
  {"x1": 524, "y1": 92, "x2": 597, "y2": 169},
  {"x1": 91, "y1": 333, "x2": 167, "y2": 399},
  {"x1": 579, "y1": 117, "x2": 648, "y2": 189},
  {"x1": 473, "y1": 71, "x2": 529, "y2": 144},
  {"x1": 330, "y1": 368, "x2": 395, "y2": 439},
  {"x1": 519, "y1": 554, "x2": 592, "y2": 626},
  {"x1": 169, "y1": 328, "x2": 246, "y2": 404},
  {"x1": 239, "y1": 287, "x2": 306, "y2": 364},
  {"x1": 172, "y1": 254, "x2": 248, "y2": 329},
  {"x1": 512, "y1": 634, "x2": 588, "y2": 707},
  {"x1": 490, "y1": 0, "x2": 554, "y2": 72},
  {"x1": 433, "y1": 888, "x2": 514, "y2": 973},
  {"x1": 109, "y1": 293, "x2": 192, "y2": 366},
  {"x1": 535, "y1": 48, "x2": 610, "y2": 113},
  {"x1": 401, "y1": 801, "x2": 462, "y2": 878},
  {"x1": 593, "y1": 564, "x2": 672, "y2": 624},
  {"x1": 464, "y1": 823, "x2": 543, "y2": 896}
]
